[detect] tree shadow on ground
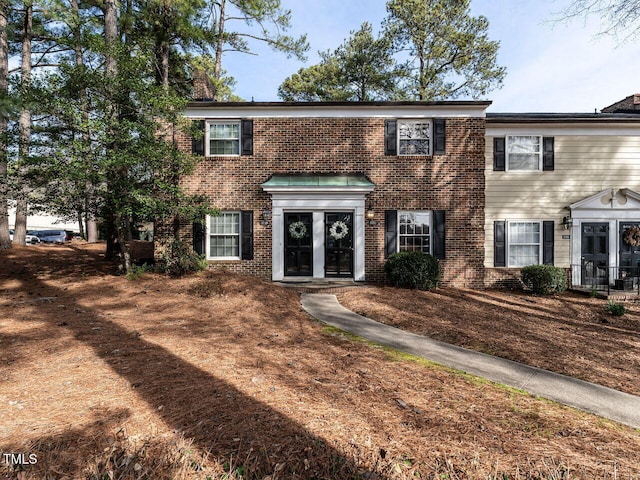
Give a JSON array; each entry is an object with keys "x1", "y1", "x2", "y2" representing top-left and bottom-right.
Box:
[{"x1": 0, "y1": 248, "x2": 372, "y2": 479}]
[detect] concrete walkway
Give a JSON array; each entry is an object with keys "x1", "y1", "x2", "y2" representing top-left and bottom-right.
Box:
[{"x1": 301, "y1": 293, "x2": 640, "y2": 430}]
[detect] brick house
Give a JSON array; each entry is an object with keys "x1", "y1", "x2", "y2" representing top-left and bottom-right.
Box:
[{"x1": 178, "y1": 100, "x2": 490, "y2": 287}]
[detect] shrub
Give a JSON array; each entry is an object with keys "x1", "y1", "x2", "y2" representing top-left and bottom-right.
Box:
[
  {"x1": 384, "y1": 251, "x2": 441, "y2": 290},
  {"x1": 520, "y1": 265, "x2": 567, "y2": 295},
  {"x1": 158, "y1": 239, "x2": 208, "y2": 277},
  {"x1": 605, "y1": 300, "x2": 626, "y2": 316}
]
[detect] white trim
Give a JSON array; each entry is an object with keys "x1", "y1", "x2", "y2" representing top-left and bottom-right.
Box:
[
  {"x1": 206, "y1": 212, "x2": 241, "y2": 260},
  {"x1": 487, "y1": 124, "x2": 640, "y2": 137},
  {"x1": 265, "y1": 191, "x2": 371, "y2": 281},
  {"x1": 505, "y1": 135, "x2": 542, "y2": 172},
  {"x1": 569, "y1": 189, "x2": 640, "y2": 285},
  {"x1": 186, "y1": 104, "x2": 488, "y2": 119},
  {"x1": 205, "y1": 119, "x2": 241, "y2": 157},
  {"x1": 506, "y1": 220, "x2": 543, "y2": 268},
  {"x1": 397, "y1": 210, "x2": 433, "y2": 254},
  {"x1": 397, "y1": 119, "x2": 432, "y2": 156}
]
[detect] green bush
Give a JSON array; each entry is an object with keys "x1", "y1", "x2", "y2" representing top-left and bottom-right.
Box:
[
  {"x1": 605, "y1": 300, "x2": 626, "y2": 316},
  {"x1": 384, "y1": 251, "x2": 441, "y2": 290},
  {"x1": 158, "y1": 239, "x2": 208, "y2": 277},
  {"x1": 520, "y1": 264, "x2": 567, "y2": 295}
]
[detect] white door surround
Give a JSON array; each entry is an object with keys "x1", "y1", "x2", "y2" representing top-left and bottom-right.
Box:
[
  {"x1": 569, "y1": 188, "x2": 640, "y2": 286},
  {"x1": 262, "y1": 180, "x2": 375, "y2": 281}
]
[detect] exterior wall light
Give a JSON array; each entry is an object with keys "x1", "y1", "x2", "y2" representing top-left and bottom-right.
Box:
[
  {"x1": 366, "y1": 204, "x2": 377, "y2": 226},
  {"x1": 260, "y1": 208, "x2": 272, "y2": 226},
  {"x1": 562, "y1": 216, "x2": 573, "y2": 230}
]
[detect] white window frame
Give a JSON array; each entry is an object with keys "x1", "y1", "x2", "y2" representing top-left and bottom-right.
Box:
[
  {"x1": 397, "y1": 120, "x2": 432, "y2": 156},
  {"x1": 507, "y1": 220, "x2": 543, "y2": 267},
  {"x1": 206, "y1": 120, "x2": 241, "y2": 157},
  {"x1": 206, "y1": 211, "x2": 241, "y2": 260},
  {"x1": 397, "y1": 210, "x2": 433, "y2": 254},
  {"x1": 506, "y1": 135, "x2": 542, "y2": 171}
]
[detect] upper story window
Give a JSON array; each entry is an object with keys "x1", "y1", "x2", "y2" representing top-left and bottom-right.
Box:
[
  {"x1": 208, "y1": 121, "x2": 240, "y2": 156},
  {"x1": 398, "y1": 120, "x2": 432, "y2": 156},
  {"x1": 507, "y1": 135, "x2": 541, "y2": 171}
]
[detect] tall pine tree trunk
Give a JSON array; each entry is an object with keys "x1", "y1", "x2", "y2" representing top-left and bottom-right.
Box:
[
  {"x1": 212, "y1": 0, "x2": 226, "y2": 101},
  {"x1": 0, "y1": 0, "x2": 11, "y2": 250},
  {"x1": 14, "y1": 0, "x2": 33, "y2": 245},
  {"x1": 71, "y1": 0, "x2": 98, "y2": 242},
  {"x1": 104, "y1": 0, "x2": 131, "y2": 272}
]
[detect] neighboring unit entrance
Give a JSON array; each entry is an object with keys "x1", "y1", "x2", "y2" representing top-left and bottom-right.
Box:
[
  {"x1": 620, "y1": 222, "x2": 640, "y2": 281},
  {"x1": 581, "y1": 223, "x2": 609, "y2": 286},
  {"x1": 284, "y1": 213, "x2": 313, "y2": 276},
  {"x1": 325, "y1": 212, "x2": 354, "y2": 277}
]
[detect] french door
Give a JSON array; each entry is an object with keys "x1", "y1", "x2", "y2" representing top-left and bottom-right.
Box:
[
  {"x1": 581, "y1": 223, "x2": 609, "y2": 286},
  {"x1": 325, "y1": 212, "x2": 354, "y2": 278},
  {"x1": 284, "y1": 213, "x2": 313, "y2": 276}
]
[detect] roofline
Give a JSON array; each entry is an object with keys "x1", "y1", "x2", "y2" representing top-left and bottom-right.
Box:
[
  {"x1": 487, "y1": 112, "x2": 640, "y2": 124},
  {"x1": 188, "y1": 100, "x2": 493, "y2": 108}
]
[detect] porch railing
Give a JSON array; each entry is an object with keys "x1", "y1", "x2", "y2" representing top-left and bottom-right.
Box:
[{"x1": 570, "y1": 263, "x2": 640, "y2": 296}]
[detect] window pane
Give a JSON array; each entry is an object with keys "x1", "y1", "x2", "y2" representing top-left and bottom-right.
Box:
[
  {"x1": 209, "y1": 213, "x2": 240, "y2": 257},
  {"x1": 508, "y1": 136, "x2": 540, "y2": 170},
  {"x1": 398, "y1": 121, "x2": 431, "y2": 156},
  {"x1": 210, "y1": 123, "x2": 239, "y2": 139},
  {"x1": 509, "y1": 154, "x2": 538, "y2": 170},
  {"x1": 508, "y1": 221, "x2": 541, "y2": 267},
  {"x1": 398, "y1": 210, "x2": 431, "y2": 254},
  {"x1": 399, "y1": 139, "x2": 430, "y2": 155},
  {"x1": 210, "y1": 139, "x2": 239, "y2": 155},
  {"x1": 509, "y1": 245, "x2": 539, "y2": 267}
]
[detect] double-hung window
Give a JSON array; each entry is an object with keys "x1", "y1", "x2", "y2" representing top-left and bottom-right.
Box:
[
  {"x1": 208, "y1": 212, "x2": 241, "y2": 259},
  {"x1": 208, "y1": 121, "x2": 240, "y2": 156},
  {"x1": 398, "y1": 211, "x2": 432, "y2": 253},
  {"x1": 398, "y1": 120, "x2": 432, "y2": 156},
  {"x1": 507, "y1": 221, "x2": 541, "y2": 267},
  {"x1": 507, "y1": 135, "x2": 541, "y2": 171}
]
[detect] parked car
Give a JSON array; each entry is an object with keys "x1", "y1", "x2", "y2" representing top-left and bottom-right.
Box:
[
  {"x1": 30, "y1": 230, "x2": 69, "y2": 244},
  {"x1": 9, "y1": 229, "x2": 41, "y2": 245}
]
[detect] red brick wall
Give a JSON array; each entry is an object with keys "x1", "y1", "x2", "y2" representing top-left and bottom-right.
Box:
[{"x1": 176, "y1": 115, "x2": 487, "y2": 287}]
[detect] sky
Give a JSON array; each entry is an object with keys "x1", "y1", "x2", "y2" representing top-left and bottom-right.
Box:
[{"x1": 222, "y1": 0, "x2": 640, "y2": 113}]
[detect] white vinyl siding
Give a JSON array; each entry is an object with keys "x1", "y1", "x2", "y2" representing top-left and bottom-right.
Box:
[
  {"x1": 507, "y1": 221, "x2": 541, "y2": 267},
  {"x1": 398, "y1": 120, "x2": 432, "y2": 156},
  {"x1": 485, "y1": 133, "x2": 640, "y2": 268},
  {"x1": 208, "y1": 212, "x2": 240, "y2": 259},
  {"x1": 398, "y1": 211, "x2": 432, "y2": 253},
  {"x1": 507, "y1": 135, "x2": 541, "y2": 171}
]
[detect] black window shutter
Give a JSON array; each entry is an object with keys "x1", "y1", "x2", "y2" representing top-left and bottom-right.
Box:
[
  {"x1": 241, "y1": 119, "x2": 253, "y2": 156},
  {"x1": 384, "y1": 120, "x2": 397, "y2": 156},
  {"x1": 241, "y1": 211, "x2": 253, "y2": 260},
  {"x1": 494, "y1": 221, "x2": 506, "y2": 267},
  {"x1": 432, "y1": 210, "x2": 445, "y2": 259},
  {"x1": 543, "y1": 137, "x2": 554, "y2": 171},
  {"x1": 543, "y1": 221, "x2": 554, "y2": 265},
  {"x1": 384, "y1": 210, "x2": 397, "y2": 258},
  {"x1": 433, "y1": 119, "x2": 446, "y2": 155},
  {"x1": 193, "y1": 220, "x2": 206, "y2": 255},
  {"x1": 493, "y1": 137, "x2": 505, "y2": 171},
  {"x1": 192, "y1": 120, "x2": 205, "y2": 156}
]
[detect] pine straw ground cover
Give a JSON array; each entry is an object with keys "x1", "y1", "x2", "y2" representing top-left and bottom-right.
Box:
[
  {"x1": 0, "y1": 244, "x2": 638, "y2": 479},
  {"x1": 338, "y1": 287, "x2": 640, "y2": 398}
]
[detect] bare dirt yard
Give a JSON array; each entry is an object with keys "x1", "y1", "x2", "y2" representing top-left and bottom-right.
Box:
[{"x1": 1, "y1": 243, "x2": 640, "y2": 479}]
